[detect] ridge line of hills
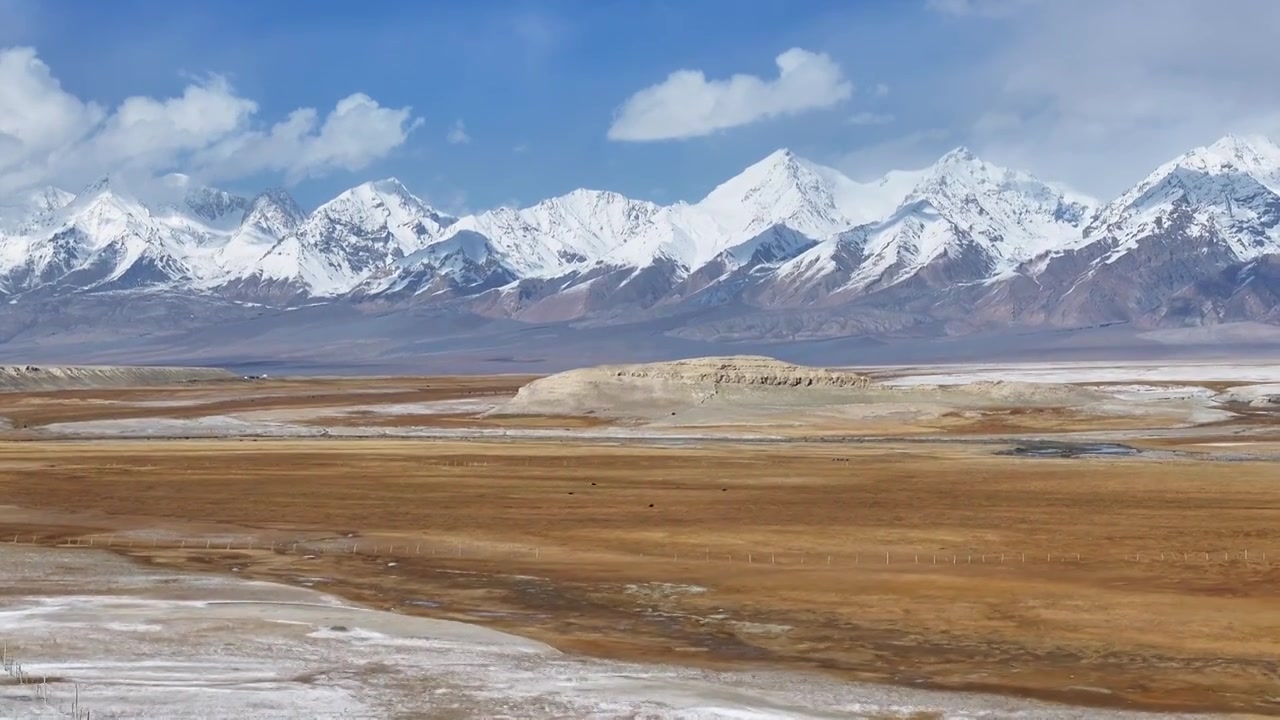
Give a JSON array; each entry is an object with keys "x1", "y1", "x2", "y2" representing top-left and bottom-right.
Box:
[{"x1": 3, "y1": 134, "x2": 1280, "y2": 357}]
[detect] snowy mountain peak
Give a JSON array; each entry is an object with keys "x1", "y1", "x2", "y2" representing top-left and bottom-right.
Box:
[
  {"x1": 311, "y1": 178, "x2": 456, "y2": 240},
  {"x1": 1175, "y1": 134, "x2": 1280, "y2": 192},
  {"x1": 767, "y1": 147, "x2": 1100, "y2": 296},
  {"x1": 1204, "y1": 133, "x2": 1280, "y2": 159},
  {"x1": 441, "y1": 189, "x2": 665, "y2": 277},
  {"x1": 936, "y1": 146, "x2": 979, "y2": 165},
  {"x1": 78, "y1": 175, "x2": 115, "y2": 196},
  {"x1": 699, "y1": 148, "x2": 854, "y2": 240},
  {"x1": 367, "y1": 177, "x2": 412, "y2": 193},
  {"x1": 917, "y1": 147, "x2": 1011, "y2": 187},
  {"x1": 703, "y1": 148, "x2": 804, "y2": 202},
  {"x1": 59, "y1": 179, "x2": 148, "y2": 224},
  {"x1": 361, "y1": 178, "x2": 426, "y2": 206},
  {"x1": 183, "y1": 187, "x2": 250, "y2": 224},
  {"x1": 903, "y1": 148, "x2": 1093, "y2": 222},
  {"x1": 329, "y1": 178, "x2": 457, "y2": 235},
  {"x1": 25, "y1": 187, "x2": 75, "y2": 215},
  {"x1": 240, "y1": 178, "x2": 460, "y2": 297},
  {"x1": 1084, "y1": 133, "x2": 1280, "y2": 261},
  {"x1": 0, "y1": 186, "x2": 74, "y2": 232},
  {"x1": 242, "y1": 189, "x2": 305, "y2": 235}
]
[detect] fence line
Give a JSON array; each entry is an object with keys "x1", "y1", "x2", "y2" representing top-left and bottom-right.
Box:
[
  {"x1": 2, "y1": 641, "x2": 92, "y2": 719},
  {"x1": 4, "y1": 532, "x2": 1273, "y2": 571}
]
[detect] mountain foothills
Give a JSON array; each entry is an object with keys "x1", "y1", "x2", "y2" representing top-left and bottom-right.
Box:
[{"x1": 3, "y1": 134, "x2": 1280, "y2": 351}]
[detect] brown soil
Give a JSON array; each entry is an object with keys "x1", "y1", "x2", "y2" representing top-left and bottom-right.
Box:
[
  {"x1": 0, "y1": 436, "x2": 1278, "y2": 715},
  {"x1": 0, "y1": 375, "x2": 536, "y2": 428},
  {"x1": 303, "y1": 411, "x2": 615, "y2": 429},
  {"x1": 924, "y1": 407, "x2": 1167, "y2": 434}
]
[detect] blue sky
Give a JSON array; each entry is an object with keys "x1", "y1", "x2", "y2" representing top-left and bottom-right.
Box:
[{"x1": 3, "y1": 0, "x2": 1279, "y2": 213}]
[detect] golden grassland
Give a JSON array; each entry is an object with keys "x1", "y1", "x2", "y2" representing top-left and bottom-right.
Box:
[
  {"x1": 0, "y1": 375, "x2": 535, "y2": 428},
  {"x1": 0, "y1": 435, "x2": 1278, "y2": 714}
]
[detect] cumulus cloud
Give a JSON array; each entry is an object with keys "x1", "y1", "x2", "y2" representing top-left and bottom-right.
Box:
[
  {"x1": 607, "y1": 48, "x2": 852, "y2": 141},
  {"x1": 197, "y1": 93, "x2": 421, "y2": 184},
  {"x1": 446, "y1": 119, "x2": 471, "y2": 145},
  {"x1": 0, "y1": 46, "x2": 420, "y2": 193},
  {"x1": 0, "y1": 48, "x2": 103, "y2": 175}
]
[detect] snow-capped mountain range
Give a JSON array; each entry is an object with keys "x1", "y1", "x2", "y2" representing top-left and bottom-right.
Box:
[{"x1": 4, "y1": 133, "x2": 1280, "y2": 347}]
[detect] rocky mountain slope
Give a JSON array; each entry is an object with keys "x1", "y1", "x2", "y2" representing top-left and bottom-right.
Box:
[{"x1": 2, "y1": 135, "x2": 1279, "y2": 354}]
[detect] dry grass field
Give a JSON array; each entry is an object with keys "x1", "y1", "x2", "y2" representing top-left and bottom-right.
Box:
[
  {"x1": 0, "y1": 374, "x2": 536, "y2": 429},
  {"x1": 1, "y1": 438, "x2": 1279, "y2": 714},
  {"x1": 0, "y1": 373, "x2": 1278, "y2": 716}
]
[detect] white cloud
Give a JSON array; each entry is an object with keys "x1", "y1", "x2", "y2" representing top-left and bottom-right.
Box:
[
  {"x1": 848, "y1": 112, "x2": 894, "y2": 126},
  {"x1": 446, "y1": 119, "x2": 471, "y2": 145},
  {"x1": 948, "y1": 0, "x2": 1280, "y2": 198},
  {"x1": 607, "y1": 48, "x2": 852, "y2": 142},
  {"x1": 837, "y1": 129, "x2": 951, "y2": 180},
  {"x1": 925, "y1": 0, "x2": 1041, "y2": 17},
  {"x1": 195, "y1": 94, "x2": 420, "y2": 184},
  {"x1": 0, "y1": 46, "x2": 421, "y2": 193},
  {"x1": 94, "y1": 76, "x2": 256, "y2": 171},
  {"x1": 0, "y1": 47, "x2": 103, "y2": 174}
]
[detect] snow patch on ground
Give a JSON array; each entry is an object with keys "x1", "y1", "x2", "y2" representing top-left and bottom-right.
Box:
[
  {"x1": 326, "y1": 398, "x2": 501, "y2": 415},
  {"x1": 37, "y1": 415, "x2": 773, "y2": 441},
  {"x1": 879, "y1": 361, "x2": 1280, "y2": 386},
  {"x1": 0, "y1": 545, "x2": 1199, "y2": 719}
]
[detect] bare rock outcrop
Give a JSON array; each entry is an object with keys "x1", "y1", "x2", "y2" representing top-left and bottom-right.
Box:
[
  {"x1": 491, "y1": 356, "x2": 876, "y2": 419},
  {"x1": 601, "y1": 356, "x2": 875, "y2": 389},
  {"x1": 0, "y1": 365, "x2": 233, "y2": 392}
]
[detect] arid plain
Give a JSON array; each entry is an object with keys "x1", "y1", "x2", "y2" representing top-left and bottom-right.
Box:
[{"x1": 1, "y1": 359, "x2": 1279, "y2": 718}]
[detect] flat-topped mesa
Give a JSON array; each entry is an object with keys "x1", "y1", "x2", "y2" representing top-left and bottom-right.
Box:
[
  {"x1": 603, "y1": 356, "x2": 875, "y2": 389},
  {"x1": 492, "y1": 355, "x2": 878, "y2": 419}
]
